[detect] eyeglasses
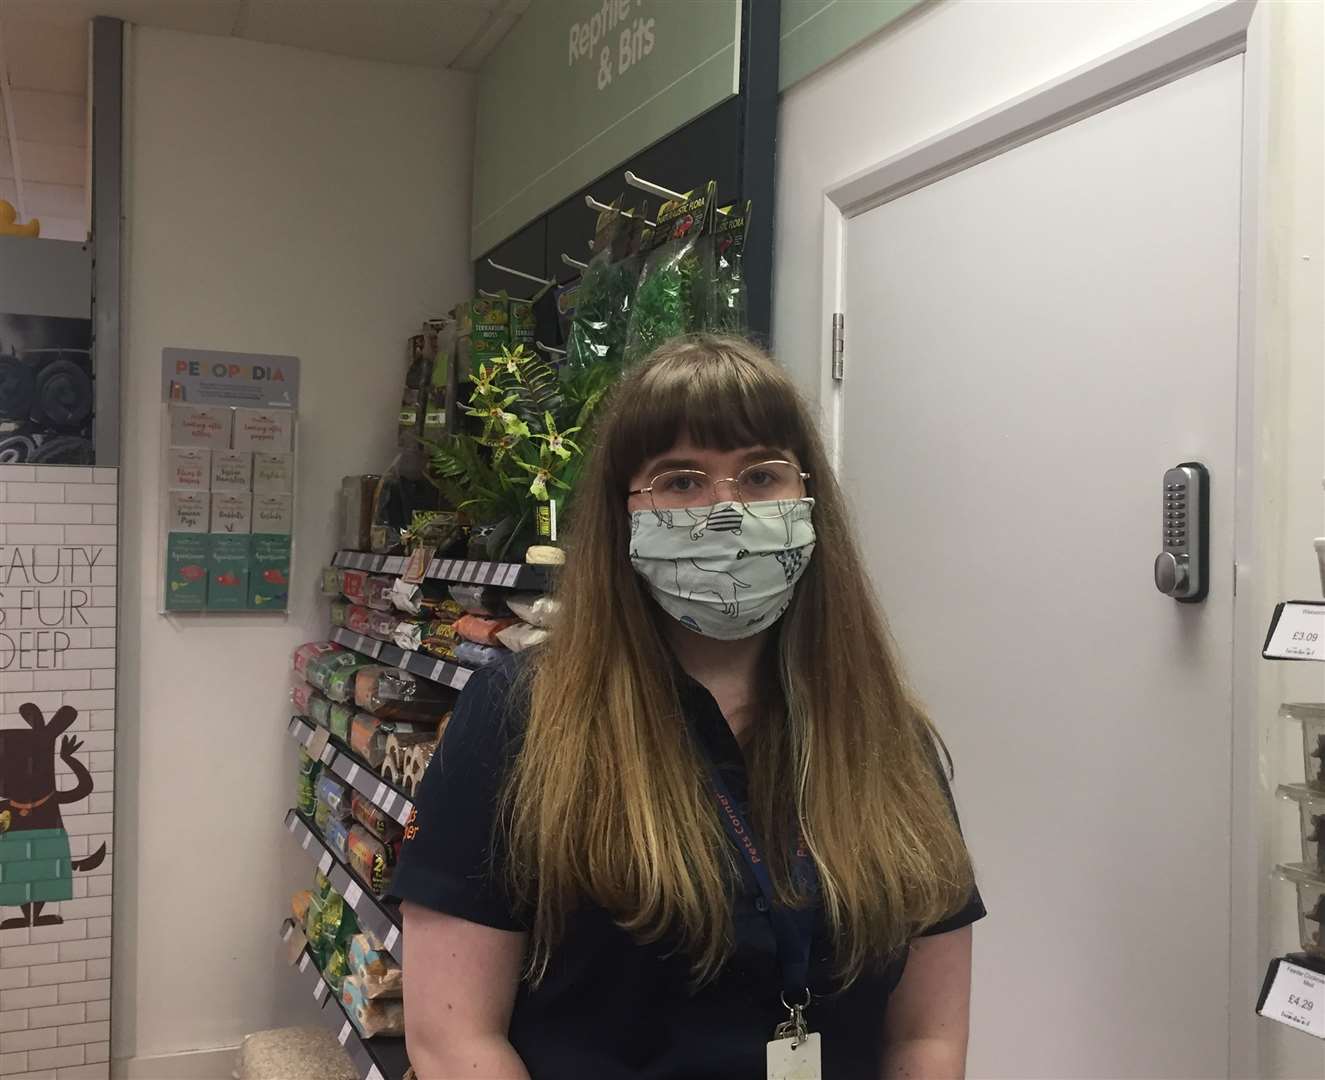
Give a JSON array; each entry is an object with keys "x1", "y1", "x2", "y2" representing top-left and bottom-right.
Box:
[{"x1": 628, "y1": 460, "x2": 810, "y2": 520}]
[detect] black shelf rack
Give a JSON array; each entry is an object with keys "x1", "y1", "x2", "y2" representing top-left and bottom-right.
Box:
[
  {"x1": 329, "y1": 626, "x2": 473, "y2": 692},
  {"x1": 284, "y1": 809, "x2": 402, "y2": 960},
  {"x1": 288, "y1": 716, "x2": 414, "y2": 829},
  {"x1": 333, "y1": 549, "x2": 551, "y2": 591},
  {"x1": 281, "y1": 921, "x2": 409, "y2": 1080}
]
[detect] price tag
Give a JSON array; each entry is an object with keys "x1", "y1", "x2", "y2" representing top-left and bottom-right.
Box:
[
  {"x1": 372, "y1": 782, "x2": 386, "y2": 805},
  {"x1": 384, "y1": 925, "x2": 400, "y2": 953},
  {"x1": 318, "y1": 850, "x2": 333, "y2": 874},
  {"x1": 306, "y1": 725, "x2": 331, "y2": 762},
  {"x1": 338, "y1": 1021, "x2": 352, "y2": 1046},
  {"x1": 344, "y1": 881, "x2": 363, "y2": 907},
  {"x1": 380, "y1": 789, "x2": 396, "y2": 815},
  {"x1": 298, "y1": 952, "x2": 310, "y2": 973},
  {"x1": 1260, "y1": 959, "x2": 1325, "y2": 1038},
  {"x1": 1263, "y1": 603, "x2": 1325, "y2": 661},
  {"x1": 301, "y1": 831, "x2": 313, "y2": 850},
  {"x1": 344, "y1": 763, "x2": 359, "y2": 785},
  {"x1": 285, "y1": 926, "x2": 308, "y2": 966},
  {"x1": 367, "y1": 1066, "x2": 386, "y2": 1080},
  {"x1": 313, "y1": 978, "x2": 327, "y2": 1002}
]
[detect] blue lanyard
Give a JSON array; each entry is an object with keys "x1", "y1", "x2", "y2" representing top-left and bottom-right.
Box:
[{"x1": 706, "y1": 764, "x2": 819, "y2": 1001}]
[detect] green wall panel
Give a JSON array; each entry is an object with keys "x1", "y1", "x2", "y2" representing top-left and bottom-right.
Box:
[
  {"x1": 779, "y1": 0, "x2": 925, "y2": 89},
  {"x1": 471, "y1": 0, "x2": 741, "y2": 258}
]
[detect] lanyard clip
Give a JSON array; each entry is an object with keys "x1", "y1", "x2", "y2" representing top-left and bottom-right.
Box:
[{"x1": 773, "y1": 989, "x2": 812, "y2": 1047}]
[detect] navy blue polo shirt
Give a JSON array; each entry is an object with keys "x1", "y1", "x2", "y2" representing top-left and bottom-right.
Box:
[{"x1": 391, "y1": 655, "x2": 985, "y2": 1079}]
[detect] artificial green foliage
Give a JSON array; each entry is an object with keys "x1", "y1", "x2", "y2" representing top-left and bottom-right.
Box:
[
  {"x1": 425, "y1": 343, "x2": 616, "y2": 556},
  {"x1": 624, "y1": 251, "x2": 705, "y2": 365},
  {"x1": 566, "y1": 256, "x2": 639, "y2": 368}
]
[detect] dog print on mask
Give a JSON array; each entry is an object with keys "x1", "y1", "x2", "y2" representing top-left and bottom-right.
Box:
[
  {"x1": 676, "y1": 558, "x2": 751, "y2": 618},
  {"x1": 0, "y1": 704, "x2": 107, "y2": 929}
]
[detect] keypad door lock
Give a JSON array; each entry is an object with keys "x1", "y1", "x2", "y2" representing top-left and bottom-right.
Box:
[{"x1": 1154, "y1": 463, "x2": 1209, "y2": 602}]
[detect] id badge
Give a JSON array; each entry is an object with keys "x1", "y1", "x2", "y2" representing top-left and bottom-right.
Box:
[{"x1": 766, "y1": 1032, "x2": 822, "y2": 1080}]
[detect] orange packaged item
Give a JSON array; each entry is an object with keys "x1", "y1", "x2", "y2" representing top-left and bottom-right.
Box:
[{"x1": 454, "y1": 613, "x2": 517, "y2": 647}]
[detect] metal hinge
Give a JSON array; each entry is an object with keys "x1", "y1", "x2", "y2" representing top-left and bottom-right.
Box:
[{"x1": 831, "y1": 313, "x2": 844, "y2": 381}]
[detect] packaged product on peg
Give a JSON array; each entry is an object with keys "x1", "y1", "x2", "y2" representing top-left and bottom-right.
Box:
[
  {"x1": 320, "y1": 566, "x2": 343, "y2": 596},
  {"x1": 496, "y1": 622, "x2": 548, "y2": 652},
  {"x1": 364, "y1": 575, "x2": 395, "y2": 613},
  {"x1": 353, "y1": 666, "x2": 454, "y2": 723},
  {"x1": 350, "y1": 792, "x2": 404, "y2": 844},
  {"x1": 449, "y1": 583, "x2": 511, "y2": 617},
  {"x1": 293, "y1": 641, "x2": 345, "y2": 678},
  {"x1": 456, "y1": 641, "x2": 508, "y2": 668},
  {"x1": 455, "y1": 613, "x2": 517, "y2": 646},
  {"x1": 624, "y1": 181, "x2": 718, "y2": 363},
  {"x1": 350, "y1": 713, "x2": 430, "y2": 772},
  {"x1": 296, "y1": 752, "x2": 320, "y2": 817},
  {"x1": 329, "y1": 702, "x2": 355, "y2": 741},
  {"x1": 340, "y1": 476, "x2": 380, "y2": 552},
  {"x1": 707, "y1": 200, "x2": 751, "y2": 334},
  {"x1": 324, "y1": 818, "x2": 351, "y2": 862},
  {"x1": 506, "y1": 593, "x2": 560, "y2": 628},
  {"x1": 323, "y1": 660, "x2": 379, "y2": 705},
  {"x1": 315, "y1": 773, "x2": 352, "y2": 827},
  {"x1": 391, "y1": 577, "x2": 464, "y2": 620}
]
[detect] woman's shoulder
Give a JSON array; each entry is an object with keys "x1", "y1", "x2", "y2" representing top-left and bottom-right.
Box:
[{"x1": 445, "y1": 650, "x2": 535, "y2": 757}]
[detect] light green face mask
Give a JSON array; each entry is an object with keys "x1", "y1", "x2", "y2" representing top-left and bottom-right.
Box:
[{"x1": 628, "y1": 499, "x2": 816, "y2": 640}]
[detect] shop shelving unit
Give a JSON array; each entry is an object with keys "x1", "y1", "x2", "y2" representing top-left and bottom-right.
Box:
[{"x1": 284, "y1": 550, "x2": 554, "y2": 1079}]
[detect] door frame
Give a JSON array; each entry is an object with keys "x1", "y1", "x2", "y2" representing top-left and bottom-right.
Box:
[{"x1": 814, "y1": 1, "x2": 1267, "y2": 1074}]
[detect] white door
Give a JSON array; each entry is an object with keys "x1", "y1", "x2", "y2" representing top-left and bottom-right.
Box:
[{"x1": 839, "y1": 57, "x2": 1243, "y2": 1078}]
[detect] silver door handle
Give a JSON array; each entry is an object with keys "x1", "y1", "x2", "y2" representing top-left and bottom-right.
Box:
[{"x1": 1154, "y1": 463, "x2": 1208, "y2": 602}]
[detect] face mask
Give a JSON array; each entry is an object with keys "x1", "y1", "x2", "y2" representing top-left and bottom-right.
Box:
[{"x1": 628, "y1": 499, "x2": 816, "y2": 640}]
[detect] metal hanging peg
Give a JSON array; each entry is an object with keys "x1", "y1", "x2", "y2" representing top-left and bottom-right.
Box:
[
  {"x1": 486, "y1": 258, "x2": 553, "y2": 287},
  {"x1": 561, "y1": 253, "x2": 588, "y2": 270},
  {"x1": 536, "y1": 340, "x2": 567, "y2": 357},
  {"x1": 584, "y1": 195, "x2": 656, "y2": 228}
]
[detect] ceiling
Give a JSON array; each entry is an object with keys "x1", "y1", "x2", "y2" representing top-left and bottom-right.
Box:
[{"x1": 0, "y1": 0, "x2": 525, "y2": 241}]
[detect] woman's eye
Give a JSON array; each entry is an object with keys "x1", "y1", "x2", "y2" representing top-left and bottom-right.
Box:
[
  {"x1": 661, "y1": 475, "x2": 697, "y2": 493},
  {"x1": 744, "y1": 470, "x2": 774, "y2": 488}
]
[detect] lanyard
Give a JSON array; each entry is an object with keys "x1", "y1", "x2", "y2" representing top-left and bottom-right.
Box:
[{"x1": 706, "y1": 763, "x2": 819, "y2": 1002}]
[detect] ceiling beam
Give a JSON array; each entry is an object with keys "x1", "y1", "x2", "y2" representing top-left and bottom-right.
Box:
[{"x1": 0, "y1": 2, "x2": 27, "y2": 222}]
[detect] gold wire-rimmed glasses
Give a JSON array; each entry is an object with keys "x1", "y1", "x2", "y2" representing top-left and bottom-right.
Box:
[{"x1": 628, "y1": 459, "x2": 811, "y2": 520}]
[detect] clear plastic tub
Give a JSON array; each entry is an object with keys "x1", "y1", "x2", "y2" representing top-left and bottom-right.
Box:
[
  {"x1": 1276, "y1": 862, "x2": 1325, "y2": 958},
  {"x1": 1278, "y1": 784, "x2": 1325, "y2": 874},
  {"x1": 1280, "y1": 703, "x2": 1325, "y2": 791}
]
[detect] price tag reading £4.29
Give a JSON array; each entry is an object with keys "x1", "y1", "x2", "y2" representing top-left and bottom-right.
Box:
[{"x1": 1260, "y1": 960, "x2": 1325, "y2": 1039}]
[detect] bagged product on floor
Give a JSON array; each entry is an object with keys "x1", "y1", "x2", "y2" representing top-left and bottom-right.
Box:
[
  {"x1": 455, "y1": 640, "x2": 507, "y2": 668},
  {"x1": 347, "y1": 825, "x2": 396, "y2": 896},
  {"x1": 342, "y1": 975, "x2": 406, "y2": 1038},
  {"x1": 495, "y1": 621, "x2": 548, "y2": 653},
  {"x1": 293, "y1": 641, "x2": 345, "y2": 679},
  {"x1": 353, "y1": 667, "x2": 453, "y2": 723},
  {"x1": 454, "y1": 613, "x2": 517, "y2": 647},
  {"x1": 348, "y1": 934, "x2": 403, "y2": 999},
  {"x1": 504, "y1": 593, "x2": 560, "y2": 629},
  {"x1": 448, "y1": 583, "x2": 510, "y2": 617}
]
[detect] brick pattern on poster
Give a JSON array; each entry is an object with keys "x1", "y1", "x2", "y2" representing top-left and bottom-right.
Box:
[{"x1": 0, "y1": 466, "x2": 116, "y2": 1080}]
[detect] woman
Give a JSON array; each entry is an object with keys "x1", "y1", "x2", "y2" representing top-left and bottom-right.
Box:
[{"x1": 394, "y1": 336, "x2": 984, "y2": 1079}]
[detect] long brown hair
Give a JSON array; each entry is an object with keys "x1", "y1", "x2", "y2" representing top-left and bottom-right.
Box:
[{"x1": 504, "y1": 335, "x2": 974, "y2": 985}]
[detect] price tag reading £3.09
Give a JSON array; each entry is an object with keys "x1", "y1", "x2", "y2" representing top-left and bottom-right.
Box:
[
  {"x1": 1263, "y1": 603, "x2": 1325, "y2": 662},
  {"x1": 1260, "y1": 960, "x2": 1325, "y2": 1038}
]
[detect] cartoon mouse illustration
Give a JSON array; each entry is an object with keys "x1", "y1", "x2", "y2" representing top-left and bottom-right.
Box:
[{"x1": 0, "y1": 704, "x2": 107, "y2": 929}]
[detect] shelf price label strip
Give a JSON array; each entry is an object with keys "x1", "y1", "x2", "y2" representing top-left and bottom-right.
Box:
[
  {"x1": 331, "y1": 627, "x2": 472, "y2": 692},
  {"x1": 335, "y1": 550, "x2": 546, "y2": 591},
  {"x1": 289, "y1": 717, "x2": 416, "y2": 827},
  {"x1": 284, "y1": 810, "x2": 401, "y2": 958}
]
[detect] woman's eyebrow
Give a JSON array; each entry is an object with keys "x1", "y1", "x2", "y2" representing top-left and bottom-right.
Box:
[
  {"x1": 738, "y1": 447, "x2": 791, "y2": 464},
  {"x1": 647, "y1": 456, "x2": 704, "y2": 472}
]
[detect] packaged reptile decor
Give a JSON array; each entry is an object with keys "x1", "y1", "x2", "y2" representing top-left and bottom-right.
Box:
[
  {"x1": 624, "y1": 180, "x2": 717, "y2": 364},
  {"x1": 563, "y1": 199, "x2": 648, "y2": 369}
]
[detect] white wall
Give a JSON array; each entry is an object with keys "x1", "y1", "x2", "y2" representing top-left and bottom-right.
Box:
[
  {"x1": 116, "y1": 26, "x2": 474, "y2": 1067},
  {"x1": 772, "y1": 0, "x2": 1323, "y2": 1076}
]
